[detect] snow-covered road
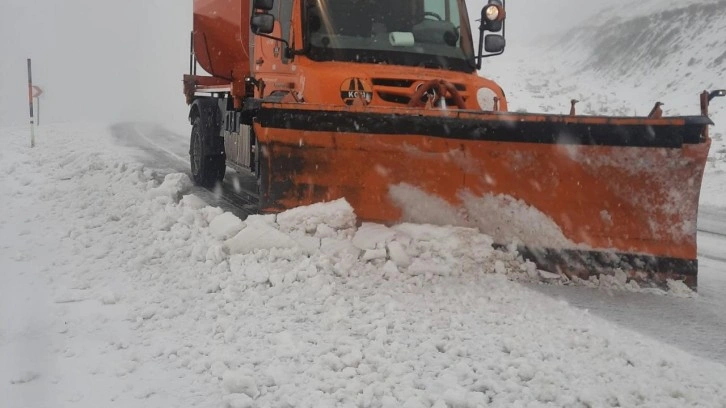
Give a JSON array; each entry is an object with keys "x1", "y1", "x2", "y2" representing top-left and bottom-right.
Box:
[
  {"x1": 530, "y1": 209, "x2": 726, "y2": 365},
  {"x1": 3, "y1": 123, "x2": 726, "y2": 408},
  {"x1": 121, "y1": 122, "x2": 726, "y2": 365}
]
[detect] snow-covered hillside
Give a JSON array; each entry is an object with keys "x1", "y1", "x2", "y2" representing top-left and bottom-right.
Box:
[
  {"x1": 491, "y1": 0, "x2": 726, "y2": 115},
  {"x1": 487, "y1": 0, "x2": 726, "y2": 206},
  {"x1": 4, "y1": 124, "x2": 726, "y2": 407},
  {"x1": 559, "y1": 0, "x2": 726, "y2": 98}
]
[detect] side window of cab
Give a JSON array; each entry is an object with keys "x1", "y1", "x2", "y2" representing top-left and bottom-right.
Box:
[
  {"x1": 269, "y1": 0, "x2": 294, "y2": 63},
  {"x1": 422, "y1": 0, "x2": 460, "y2": 26},
  {"x1": 419, "y1": 0, "x2": 461, "y2": 46}
]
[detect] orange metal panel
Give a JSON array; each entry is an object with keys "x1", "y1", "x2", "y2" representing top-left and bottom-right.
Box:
[
  {"x1": 193, "y1": 0, "x2": 251, "y2": 80},
  {"x1": 253, "y1": 106, "x2": 711, "y2": 286}
]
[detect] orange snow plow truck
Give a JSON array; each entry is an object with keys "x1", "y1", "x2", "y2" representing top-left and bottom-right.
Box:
[{"x1": 183, "y1": 0, "x2": 724, "y2": 289}]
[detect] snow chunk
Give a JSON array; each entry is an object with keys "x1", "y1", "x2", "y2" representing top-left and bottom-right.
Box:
[
  {"x1": 201, "y1": 206, "x2": 225, "y2": 224},
  {"x1": 222, "y1": 371, "x2": 260, "y2": 399},
  {"x1": 667, "y1": 279, "x2": 696, "y2": 298},
  {"x1": 181, "y1": 194, "x2": 207, "y2": 210},
  {"x1": 101, "y1": 291, "x2": 119, "y2": 305},
  {"x1": 206, "y1": 244, "x2": 229, "y2": 264},
  {"x1": 276, "y1": 199, "x2": 356, "y2": 234},
  {"x1": 246, "y1": 265, "x2": 270, "y2": 284},
  {"x1": 402, "y1": 396, "x2": 427, "y2": 408},
  {"x1": 387, "y1": 241, "x2": 411, "y2": 267},
  {"x1": 210, "y1": 361, "x2": 228, "y2": 378},
  {"x1": 382, "y1": 260, "x2": 400, "y2": 279},
  {"x1": 362, "y1": 248, "x2": 387, "y2": 262},
  {"x1": 320, "y1": 238, "x2": 361, "y2": 259},
  {"x1": 225, "y1": 221, "x2": 297, "y2": 254},
  {"x1": 538, "y1": 270, "x2": 563, "y2": 281},
  {"x1": 340, "y1": 348, "x2": 363, "y2": 368},
  {"x1": 223, "y1": 394, "x2": 255, "y2": 408},
  {"x1": 290, "y1": 235, "x2": 321, "y2": 255},
  {"x1": 264, "y1": 364, "x2": 291, "y2": 386},
  {"x1": 210, "y1": 213, "x2": 245, "y2": 240},
  {"x1": 598, "y1": 269, "x2": 630, "y2": 289},
  {"x1": 352, "y1": 223, "x2": 396, "y2": 250},
  {"x1": 147, "y1": 173, "x2": 192, "y2": 200}
]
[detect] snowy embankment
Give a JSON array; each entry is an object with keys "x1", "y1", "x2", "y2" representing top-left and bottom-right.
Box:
[{"x1": 3, "y1": 124, "x2": 726, "y2": 407}]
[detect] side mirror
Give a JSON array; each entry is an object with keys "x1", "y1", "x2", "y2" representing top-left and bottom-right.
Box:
[
  {"x1": 486, "y1": 20, "x2": 503, "y2": 32},
  {"x1": 253, "y1": 0, "x2": 274, "y2": 11},
  {"x1": 476, "y1": 0, "x2": 506, "y2": 68},
  {"x1": 250, "y1": 8, "x2": 295, "y2": 59},
  {"x1": 251, "y1": 13, "x2": 275, "y2": 34},
  {"x1": 484, "y1": 35, "x2": 505, "y2": 53},
  {"x1": 709, "y1": 89, "x2": 726, "y2": 102}
]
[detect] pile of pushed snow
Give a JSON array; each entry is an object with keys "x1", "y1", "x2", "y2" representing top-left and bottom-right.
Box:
[
  {"x1": 4, "y1": 124, "x2": 724, "y2": 408},
  {"x1": 211, "y1": 198, "x2": 541, "y2": 285},
  {"x1": 206, "y1": 196, "x2": 691, "y2": 297}
]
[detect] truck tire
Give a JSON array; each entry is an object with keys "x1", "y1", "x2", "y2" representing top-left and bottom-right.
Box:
[{"x1": 190, "y1": 117, "x2": 226, "y2": 187}]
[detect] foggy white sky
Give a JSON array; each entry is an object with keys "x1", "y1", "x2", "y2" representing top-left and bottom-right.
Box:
[
  {"x1": 0, "y1": 0, "x2": 191, "y2": 126},
  {"x1": 0, "y1": 0, "x2": 629, "y2": 127}
]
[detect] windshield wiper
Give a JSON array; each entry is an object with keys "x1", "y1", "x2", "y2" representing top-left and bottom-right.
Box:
[
  {"x1": 419, "y1": 60, "x2": 446, "y2": 70},
  {"x1": 355, "y1": 54, "x2": 392, "y2": 64}
]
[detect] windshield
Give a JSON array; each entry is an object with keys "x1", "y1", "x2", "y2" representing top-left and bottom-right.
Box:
[{"x1": 304, "y1": 0, "x2": 475, "y2": 72}]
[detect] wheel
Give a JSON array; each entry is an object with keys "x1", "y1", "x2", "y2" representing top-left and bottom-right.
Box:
[{"x1": 190, "y1": 117, "x2": 225, "y2": 187}]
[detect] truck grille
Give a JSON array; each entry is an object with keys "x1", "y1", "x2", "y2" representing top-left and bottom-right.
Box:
[{"x1": 371, "y1": 78, "x2": 468, "y2": 106}]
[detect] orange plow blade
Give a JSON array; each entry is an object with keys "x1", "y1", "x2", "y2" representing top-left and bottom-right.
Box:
[{"x1": 254, "y1": 104, "x2": 712, "y2": 289}]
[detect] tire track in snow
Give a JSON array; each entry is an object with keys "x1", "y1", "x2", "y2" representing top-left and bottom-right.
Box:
[
  {"x1": 698, "y1": 206, "x2": 726, "y2": 238},
  {"x1": 698, "y1": 229, "x2": 726, "y2": 263},
  {"x1": 109, "y1": 122, "x2": 259, "y2": 219}
]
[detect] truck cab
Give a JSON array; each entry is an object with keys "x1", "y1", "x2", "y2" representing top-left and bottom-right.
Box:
[
  {"x1": 185, "y1": 0, "x2": 507, "y2": 186},
  {"x1": 250, "y1": 0, "x2": 507, "y2": 110}
]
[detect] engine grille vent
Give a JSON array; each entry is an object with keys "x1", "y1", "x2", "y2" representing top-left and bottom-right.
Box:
[{"x1": 371, "y1": 78, "x2": 468, "y2": 106}]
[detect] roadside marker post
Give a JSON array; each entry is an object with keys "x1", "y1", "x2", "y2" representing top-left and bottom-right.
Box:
[
  {"x1": 32, "y1": 86, "x2": 43, "y2": 126},
  {"x1": 27, "y1": 58, "x2": 35, "y2": 148}
]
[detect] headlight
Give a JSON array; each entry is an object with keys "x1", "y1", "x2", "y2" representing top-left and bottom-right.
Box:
[
  {"x1": 484, "y1": 5, "x2": 500, "y2": 21},
  {"x1": 477, "y1": 88, "x2": 498, "y2": 111}
]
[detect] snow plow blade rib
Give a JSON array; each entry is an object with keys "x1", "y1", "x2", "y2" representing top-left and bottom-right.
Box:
[{"x1": 254, "y1": 104, "x2": 711, "y2": 289}]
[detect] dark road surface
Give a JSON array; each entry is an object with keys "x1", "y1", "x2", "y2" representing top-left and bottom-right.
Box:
[{"x1": 110, "y1": 122, "x2": 259, "y2": 219}]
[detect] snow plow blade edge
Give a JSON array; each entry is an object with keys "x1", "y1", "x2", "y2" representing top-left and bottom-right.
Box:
[{"x1": 254, "y1": 104, "x2": 711, "y2": 289}]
